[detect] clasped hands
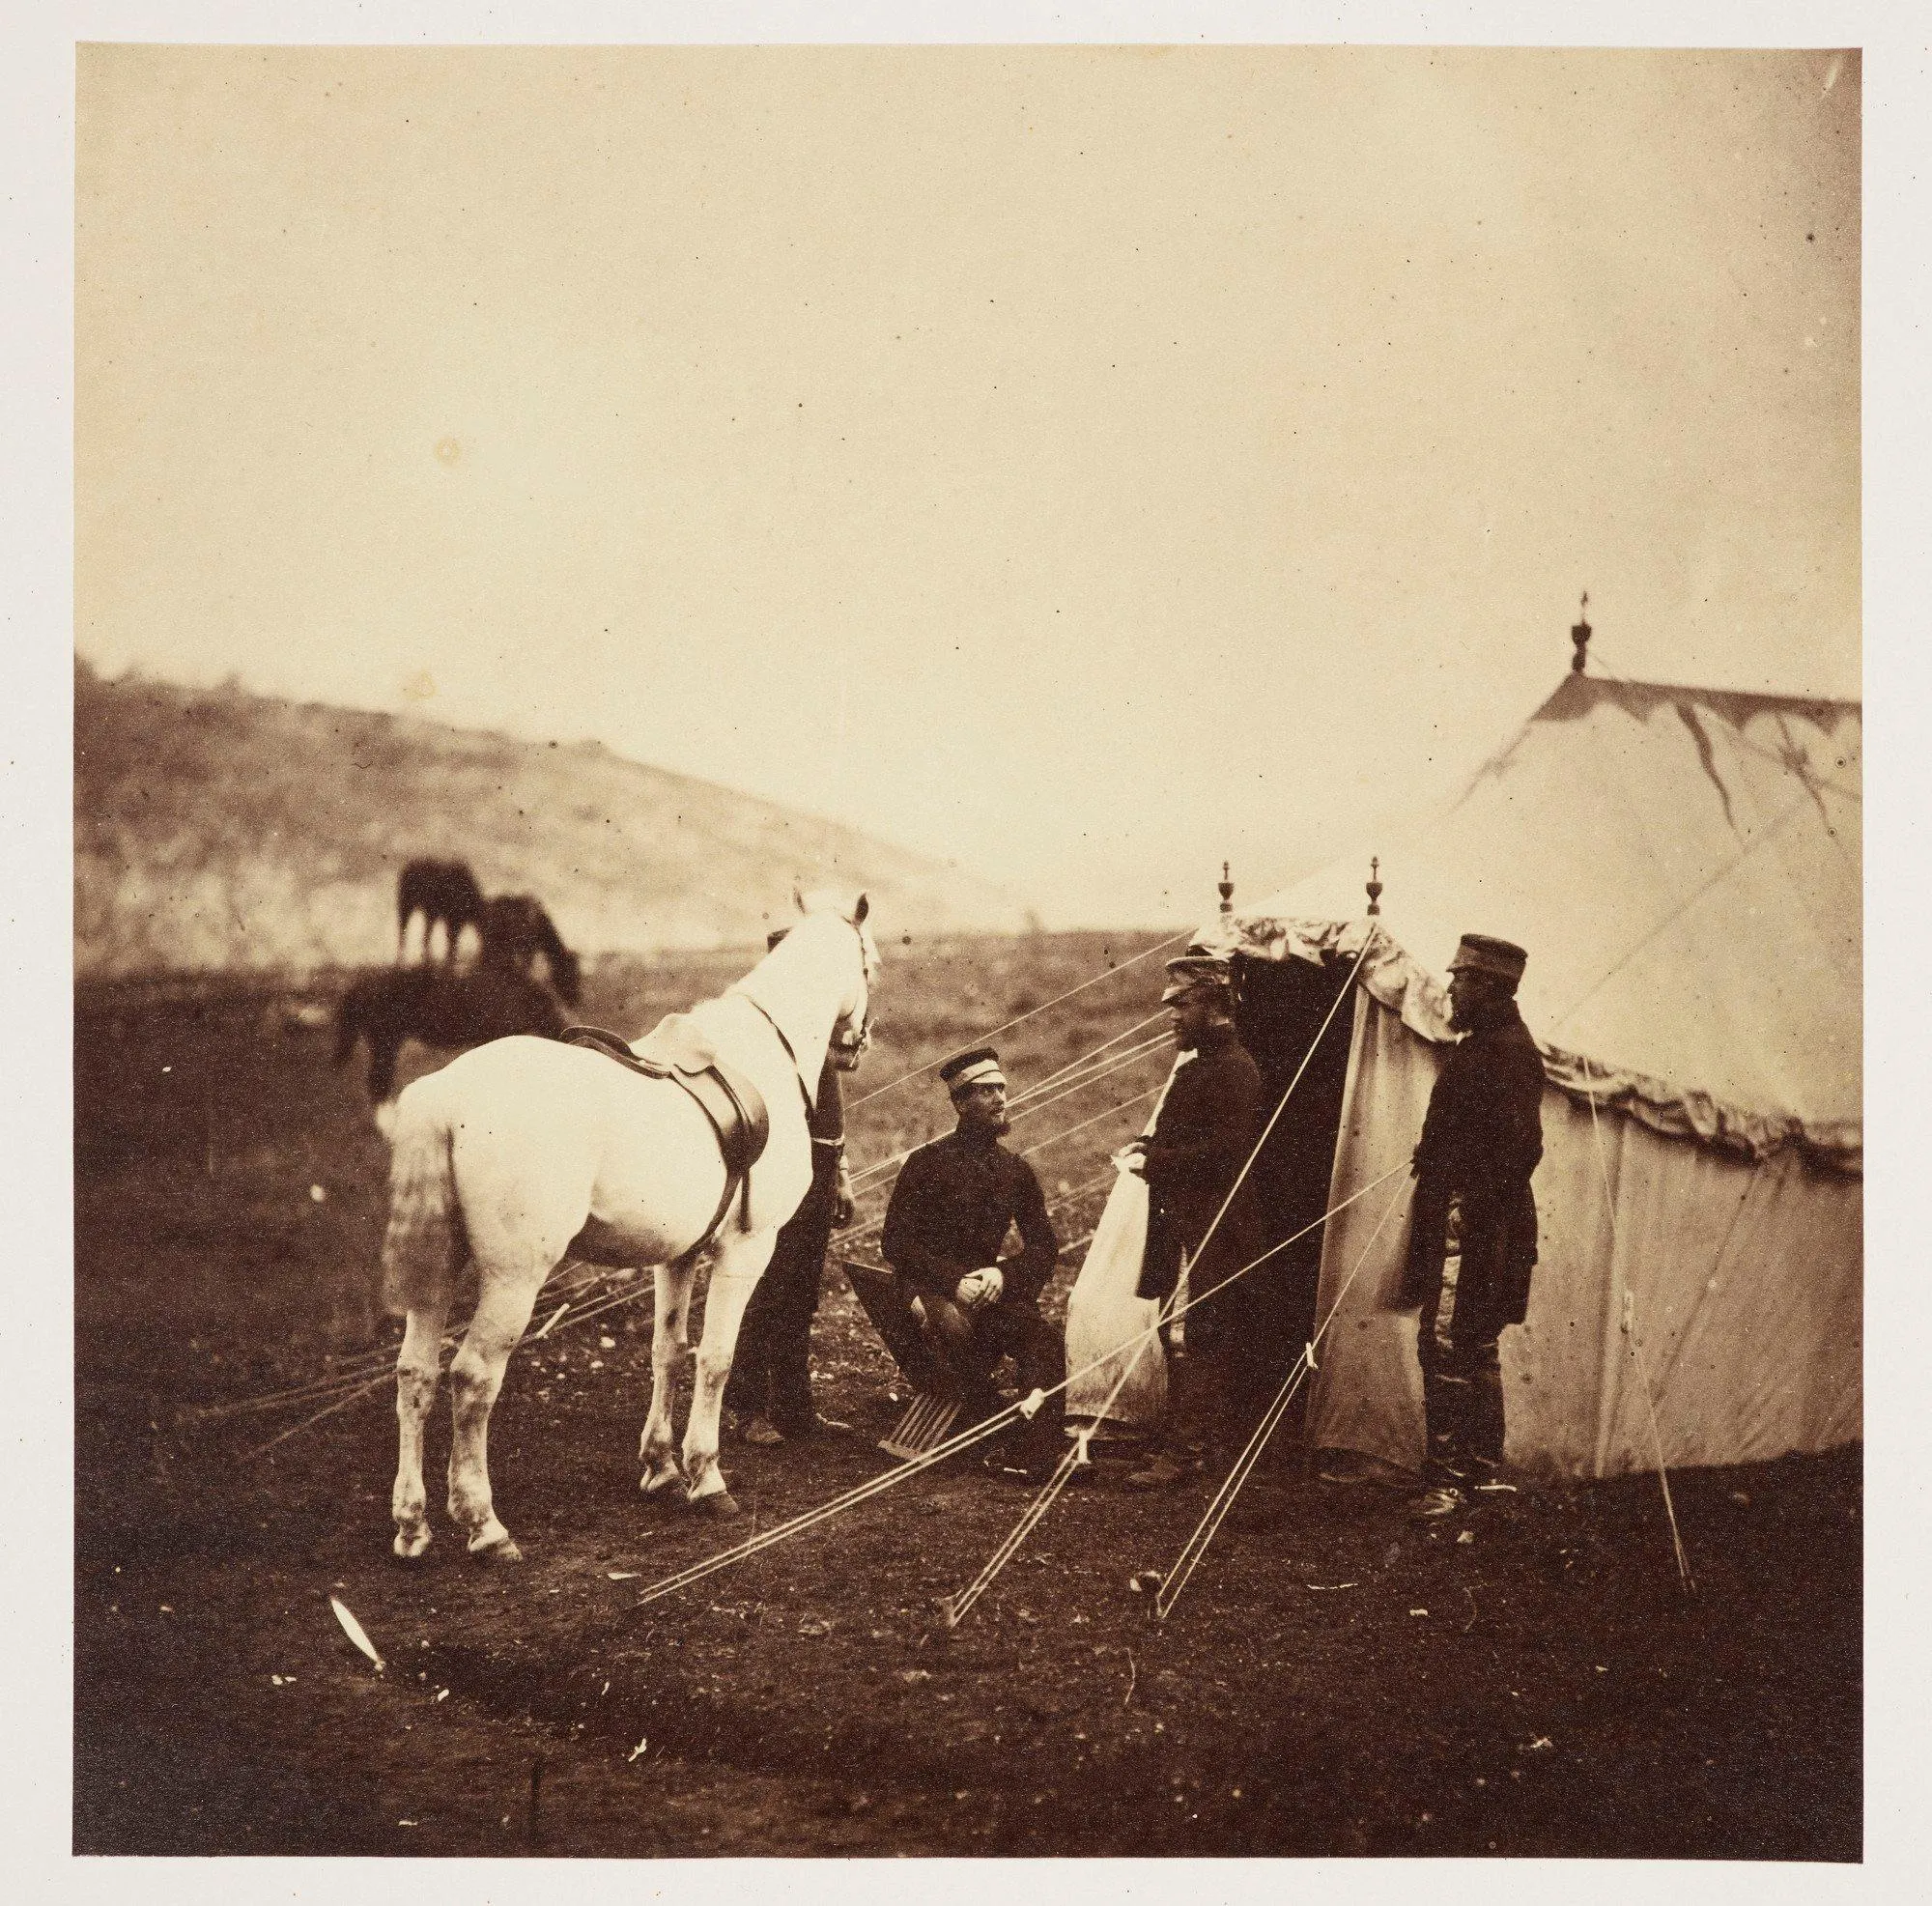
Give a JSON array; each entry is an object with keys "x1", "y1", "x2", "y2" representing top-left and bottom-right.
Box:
[{"x1": 952, "y1": 1266, "x2": 1005, "y2": 1311}]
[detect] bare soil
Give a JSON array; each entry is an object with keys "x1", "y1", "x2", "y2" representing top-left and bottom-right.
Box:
[{"x1": 73, "y1": 946, "x2": 1861, "y2": 1860}]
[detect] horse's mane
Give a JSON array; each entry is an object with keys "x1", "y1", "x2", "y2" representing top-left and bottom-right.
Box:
[{"x1": 727, "y1": 899, "x2": 875, "y2": 1101}]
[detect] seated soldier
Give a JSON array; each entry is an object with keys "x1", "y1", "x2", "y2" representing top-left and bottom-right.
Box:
[{"x1": 880, "y1": 1046, "x2": 1065, "y2": 1476}]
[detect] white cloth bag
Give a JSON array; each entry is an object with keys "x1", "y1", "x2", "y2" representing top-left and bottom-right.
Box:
[{"x1": 1063, "y1": 1051, "x2": 1191, "y2": 1427}]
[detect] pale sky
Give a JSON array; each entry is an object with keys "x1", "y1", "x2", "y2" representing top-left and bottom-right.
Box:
[{"x1": 75, "y1": 42, "x2": 1860, "y2": 925}]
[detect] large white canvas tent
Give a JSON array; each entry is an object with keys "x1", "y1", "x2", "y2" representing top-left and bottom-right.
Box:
[{"x1": 1191, "y1": 669, "x2": 1861, "y2": 1480}]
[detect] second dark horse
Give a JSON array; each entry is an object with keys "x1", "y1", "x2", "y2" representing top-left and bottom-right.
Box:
[{"x1": 480, "y1": 894, "x2": 582, "y2": 1007}]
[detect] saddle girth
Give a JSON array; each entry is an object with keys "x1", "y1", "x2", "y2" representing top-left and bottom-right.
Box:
[{"x1": 562, "y1": 1018, "x2": 772, "y2": 1258}]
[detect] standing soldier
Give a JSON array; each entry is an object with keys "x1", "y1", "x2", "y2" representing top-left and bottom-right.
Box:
[
  {"x1": 1399, "y1": 933, "x2": 1546, "y2": 1519},
  {"x1": 725, "y1": 928, "x2": 858, "y2": 1444},
  {"x1": 1122, "y1": 953, "x2": 1268, "y2": 1490}
]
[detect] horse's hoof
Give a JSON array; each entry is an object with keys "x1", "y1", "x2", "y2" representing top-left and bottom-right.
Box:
[
  {"x1": 391, "y1": 1530, "x2": 433, "y2": 1563},
  {"x1": 469, "y1": 1532, "x2": 525, "y2": 1563},
  {"x1": 690, "y1": 1490, "x2": 740, "y2": 1521}
]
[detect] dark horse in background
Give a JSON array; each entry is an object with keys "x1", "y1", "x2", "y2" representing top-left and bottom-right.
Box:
[
  {"x1": 396, "y1": 861, "x2": 582, "y2": 1007},
  {"x1": 480, "y1": 894, "x2": 582, "y2": 1007},
  {"x1": 334, "y1": 961, "x2": 569, "y2": 1135},
  {"x1": 396, "y1": 859, "x2": 486, "y2": 967},
  {"x1": 396, "y1": 858, "x2": 487, "y2": 966}
]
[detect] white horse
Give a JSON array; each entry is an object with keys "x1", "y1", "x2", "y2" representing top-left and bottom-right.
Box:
[{"x1": 377, "y1": 892, "x2": 878, "y2": 1561}]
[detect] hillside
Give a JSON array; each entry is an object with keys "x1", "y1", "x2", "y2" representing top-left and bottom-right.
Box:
[{"x1": 73, "y1": 665, "x2": 1037, "y2": 978}]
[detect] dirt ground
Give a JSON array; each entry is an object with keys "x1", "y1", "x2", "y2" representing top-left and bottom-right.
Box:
[{"x1": 72, "y1": 944, "x2": 1861, "y2": 1860}]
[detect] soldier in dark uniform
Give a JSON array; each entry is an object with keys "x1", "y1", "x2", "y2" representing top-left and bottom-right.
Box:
[
  {"x1": 1398, "y1": 933, "x2": 1546, "y2": 1519},
  {"x1": 725, "y1": 929, "x2": 857, "y2": 1444},
  {"x1": 1122, "y1": 953, "x2": 1268, "y2": 1489},
  {"x1": 881, "y1": 1046, "x2": 1065, "y2": 1475}
]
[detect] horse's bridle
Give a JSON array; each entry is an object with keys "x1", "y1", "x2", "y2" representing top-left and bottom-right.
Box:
[
  {"x1": 829, "y1": 921, "x2": 877, "y2": 1070},
  {"x1": 736, "y1": 915, "x2": 875, "y2": 1085}
]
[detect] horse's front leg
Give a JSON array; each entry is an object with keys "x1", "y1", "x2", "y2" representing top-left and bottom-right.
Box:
[
  {"x1": 445, "y1": 1274, "x2": 544, "y2": 1562},
  {"x1": 639, "y1": 1261, "x2": 695, "y2": 1499},
  {"x1": 683, "y1": 1237, "x2": 775, "y2": 1517},
  {"x1": 392, "y1": 1297, "x2": 450, "y2": 1559}
]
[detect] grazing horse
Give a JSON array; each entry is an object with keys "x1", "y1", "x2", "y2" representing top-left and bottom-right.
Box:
[
  {"x1": 378, "y1": 893, "x2": 878, "y2": 1561},
  {"x1": 479, "y1": 893, "x2": 582, "y2": 1007},
  {"x1": 334, "y1": 963, "x2": 569, "y2": 1128},
  {"x1": 396, "y1": 858, "x2": 486, "y2": 967}
]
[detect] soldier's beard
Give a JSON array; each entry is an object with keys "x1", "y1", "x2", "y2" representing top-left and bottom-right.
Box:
[
  {"x1": 1449, "y1": 984, "x2": 1507, "y2": 1033},
  {"x1": 1175, "y1": 1011, "x2": 1230, "y2": 1051}
]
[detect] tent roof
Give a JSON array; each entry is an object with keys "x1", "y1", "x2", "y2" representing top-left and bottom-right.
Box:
[{"x1": 1199, "y1": 672, "x2": 1861, "y2": 1172}]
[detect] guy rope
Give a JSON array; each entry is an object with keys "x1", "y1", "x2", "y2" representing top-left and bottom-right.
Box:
[
  {"x1": 1578, "y1": 1054, "x2": 1696, "y2": 1596},
  {"x1": 940, "y1": 927, "x2": 1380, "y2": 1622},
  {"x1": 631, "y1": 1160, "x2": 1414, "y2": 1613},
  {"x1": 843, "y1": 934, "x2": 1195, "y2": 1111},
  {"x1": 634, "y1": 931, "x2": 1383, "y2": 1616},
  {"x1": 1153, "y1": 1172, "x2": 1413, "y2": 1619}
]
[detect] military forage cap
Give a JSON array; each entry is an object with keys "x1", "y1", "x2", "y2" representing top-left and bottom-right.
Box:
[
  {"x1": 941, "y1": 1046, "x2": 1006, "y2": 1093},
  {"x1": 1160, "y1": 952, "x2": 1234, "y2": 1004},
  {"x1": 1448, "y1": 933, "x2": 1528, "y2": 985}
]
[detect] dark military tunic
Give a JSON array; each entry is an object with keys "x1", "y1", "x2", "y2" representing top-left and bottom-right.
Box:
[
  {"x1": 881, "y1": 1127, "x2": 1058, "y2": 1305},
  {"x1": 1399, "y1": 993, "x2": 1547, "y2": 1340},
  {"x1": 881, "y1": 1126, "x2": 1064, "y2": 1461},
  {"x1": 1134, "y1": 1022, "x2": 1266, "y2": 1353}
]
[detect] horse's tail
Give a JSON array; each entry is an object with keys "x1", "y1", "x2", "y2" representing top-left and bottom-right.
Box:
[{"x1": 379, "y1": 1075, "x2": 469, "y2": 1317}]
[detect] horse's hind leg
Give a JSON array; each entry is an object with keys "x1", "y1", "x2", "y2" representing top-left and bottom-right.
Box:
[
  {"x1": 392, "y1": 1297, "x2": 450, "y2": 1559},
  {"x1": 683, "y1": 1239, "x2": 774, "y2": 1516},
  {"x1": 445, "y1": 1274, "x2": 546, "y2": 1562},
  {"x1": 639, "y1": 1261, "x2": 696, "y2": 1499}
]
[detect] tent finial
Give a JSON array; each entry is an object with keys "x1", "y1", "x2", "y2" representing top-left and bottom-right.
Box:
[
  {"x1": 1217, "y1": 862, "x2": 1235, "y2": 916},
  {"x1": 1366, "y1": 857, "x2": 1382, "y2": 917},
  {"x1": 1571, "y1": 591, "x2": 1592, "y2": 673}
]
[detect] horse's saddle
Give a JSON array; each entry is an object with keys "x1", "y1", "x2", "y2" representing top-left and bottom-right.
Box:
[{"x1": 562, "y1": 1017, "x2": 771, "y2": 1249}]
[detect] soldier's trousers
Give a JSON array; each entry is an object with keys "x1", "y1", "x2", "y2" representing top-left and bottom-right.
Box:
[
  {"x1": 1148, "y1": 1332, "x2": 1280, "y2": 1467},
  {"x1": 725, "y1": 1186, "x2": 834, "y2": 1434},
  {"x1": 1415, "y1": 1278, "x2": 1505, "y2": 1486},
  {"x1": 923, "y1": 1294, "x2": 1066, "y2": 1465}
]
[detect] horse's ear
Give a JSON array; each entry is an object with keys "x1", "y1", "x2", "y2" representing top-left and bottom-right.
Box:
[
  {"x1": 792, "y1": 883, "x2": 808, "y2": 915},
  {"x1": 851, "y1": 892, "x2": 869, "y2": 926}
]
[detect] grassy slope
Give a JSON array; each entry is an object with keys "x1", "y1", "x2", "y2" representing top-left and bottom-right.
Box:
[{"x1": 74, "y1": 664, "x2": 1037, "y2": 976}]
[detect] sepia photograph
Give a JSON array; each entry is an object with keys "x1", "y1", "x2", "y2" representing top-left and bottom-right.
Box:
[{"x1": 31, "y1": 0, "x2": 1915, "y2": 1883}]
